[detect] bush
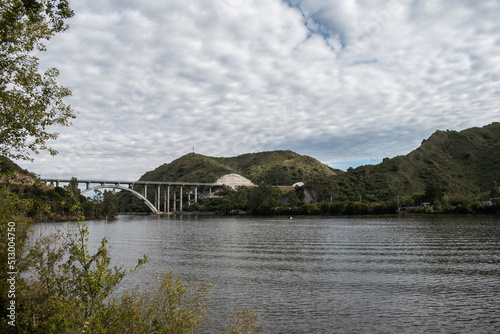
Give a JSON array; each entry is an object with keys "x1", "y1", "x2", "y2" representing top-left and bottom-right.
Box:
[
  {"x1": 17, "y1": 214, "x2": 147, "y2": 332},
  {"x1": 93, "y1": 270, "x2": 212, "y2": 333},
  {"x1": 10, "y1": 203, "x2": 262, "y2": 333},
  {"x1": 306, "y1": 203, "x2": 320, "y2": 215}
]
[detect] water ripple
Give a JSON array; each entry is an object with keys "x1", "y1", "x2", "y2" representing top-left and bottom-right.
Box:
[{"x1": 34, "y1": 215, "x2": 500, "y2": 333}]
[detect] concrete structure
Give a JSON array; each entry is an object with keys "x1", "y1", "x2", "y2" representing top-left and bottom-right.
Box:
[
  {"x1": 41, "y1": 178, "x2": 223, "y2": 214},
  {"x1": 214, "y1": 173, "x2": 254, "y2": 189},
  {"x1": 81, "y1": 184, "x2": 159, "y2": 213}
]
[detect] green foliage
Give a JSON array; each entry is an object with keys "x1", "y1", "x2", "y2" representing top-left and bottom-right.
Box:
[
  {"x1": 219, "y1": 186, "x2": 249, "y2": 214},
  {"x1": 91, "y1": 272, "x2": 263, "y2": 334},
  {"x1": 0, "y1": 0, "x2": 75, "y2": 161},
  {"x1": 306, "y1": 202, "x2": 320, "y2": 215},
  {"x1": 206, "y1": 184, "x2": 402, "y2": 216},
  {"x1": 305, "y1": 123, "x2": 500, "y2": 203},
  {"x1": 18, "y1": 211, "x2": 259, "y2": 333},
  {"x1": 489, "y1": 182, "x2": 500, "y2": 199},
  {"x1": 247, "y1": 183, "x2": 281, "y2": 215},
  {"x1": 1, "y1": 174, "x2": 264, "y2": 333},
  {"x1": 3, "y1": 176, "x2": 120, "y2": 221},
  {"x1": 424, "y1": 183, "x2": 444, "y2": 203},
  {"x1": 140, "y1": 153, "x2": 234, "y2": 183},
  {"x1": 224, "y1": 307, "x2": 264, "y2": 334},
  {"x1": 92, "y1": 189, "x2": 118, "y2": 217},
  {"x1": 132, "y1": 123, "x2": 500, "y2": 215},
  {"x1": 139, "y1": 150, "x2": 336, "y2": 185},
  {"x1": 0, "y1": 184, "x2": 32, "y2": 331},
  {"x1": 17, "y1": 219, "x2": 262, "y2": 333},
  {"x1": 197, "y1": 197, "x2": 226, "y2": 213},
  {"x1": 0, "y1": 155, "x2": 33, "y2": 175},
  {"x1": 112, "y1": 270, "x2": 211, "y2": 333},
  {"x1": 218, "y1": 150, "x2": 335, "y2": 185},
  {"x1": 196, "y1": 184, "x2": 282, "y2": 215},
  {"x1": 64, "y1": 177, "x2": 80, "y2": 198},
  {"x1": 17, "y1": 211, "x2": 148, "y2": 332}
]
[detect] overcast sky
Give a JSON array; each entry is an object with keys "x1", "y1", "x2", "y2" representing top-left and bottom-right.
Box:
[{"x1": 18, "y1": 0, "x2": 500, "y2": 180}]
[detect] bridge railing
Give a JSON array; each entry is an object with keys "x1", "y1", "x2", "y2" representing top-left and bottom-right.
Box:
[{"x1": 40, "y1": 178, "x2": 223, "y2": 214}]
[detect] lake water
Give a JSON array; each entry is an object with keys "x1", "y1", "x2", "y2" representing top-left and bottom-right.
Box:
[{"x1": 33, "y1": 214, "x2": 500, "y2": 333}]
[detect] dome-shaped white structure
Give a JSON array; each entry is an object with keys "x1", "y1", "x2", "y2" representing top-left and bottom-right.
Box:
[{"x1": 215, "y1": 173, "x2": 254, "y2": 189}]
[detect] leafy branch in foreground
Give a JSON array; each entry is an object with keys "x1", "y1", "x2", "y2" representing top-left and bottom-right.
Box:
[
  {"x1": 95, "y1": 270, "x2": 213, "y2": 333},
  {"x1": 224, "y1": 307, "x2": 264, "y2": 334},
  {"x1": 14, "y1": 203, "x2": 262, "y2": 333},
  {"x1": 17, "y1": 205, "x2": 147, "y2": 332},
  {"x1": 0, "y1": 0, "x2": 75, "y2": 161}
]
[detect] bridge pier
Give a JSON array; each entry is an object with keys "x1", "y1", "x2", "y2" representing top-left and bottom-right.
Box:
[
  {"x1": 173, "y1": 187, "x2": 177, "y2": 212},
  {"x1": 167, "y1": 185, "x2": 170, "y2": 213},
  {"x1": 156, "y1": 185, "x2": 160, "y2": 211},
  {"x1": 163, "y1": 185, "x2": 167, "y2": 213},
  {"x1": 179, "y1": 186, "x2": 183, "y2": 212},
  {"x1": 40, "y1": 178, "x2": 221, "y2": 215}
]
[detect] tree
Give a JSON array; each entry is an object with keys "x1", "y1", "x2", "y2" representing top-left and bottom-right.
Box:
[
  {"x1": 489, "y1": 181, "x2": 500, "y2": 199},
  {"x1": 64, "y1": 176, "x2": 80, "y2": 198},
  {"x1": 102, "y1": 190, "x2": 118, "y2": 217},
  {"x1": 0, "y1": 184, "x2": 32, "y2": 331},
  {"x1": 14, "y1": 209, "x2": 262, "y2": 333},
  {"x1": 90, "y1": 189, "x2": 103, "y2": 217},
  {"x1": 17, "y1": 213, "x2": 147, "y2": 332},
  {"x1": 248, "y1": 183, "x2": 280, "y2": 215},
  {"x1": 424, "y1": 183, "x2": 444, "y2": 203},
  {"x1": 0, "y1": 0, "x2": 75, "y2": 161}
]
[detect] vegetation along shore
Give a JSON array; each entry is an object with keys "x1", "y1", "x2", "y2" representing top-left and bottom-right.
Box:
[
  {"x1": 0, "y1": 1, "x2": 498, "y2": 332},
  {"x1": 3, "y1": 123, "x2": 499, "y2": 222}
]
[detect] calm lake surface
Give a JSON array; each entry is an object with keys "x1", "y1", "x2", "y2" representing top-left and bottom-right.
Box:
[{"x1": 33, "y1": 215, "x2": 500, "y2": 333}]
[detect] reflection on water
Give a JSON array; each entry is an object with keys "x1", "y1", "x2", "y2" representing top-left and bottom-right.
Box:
[{"x1": 34, "y1": 215, "x2": 500, "y2": 333}]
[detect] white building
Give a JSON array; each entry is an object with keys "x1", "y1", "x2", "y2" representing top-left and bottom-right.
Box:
[{"x1": 215, "y1": 173, "x2": 254, "y2": 189}]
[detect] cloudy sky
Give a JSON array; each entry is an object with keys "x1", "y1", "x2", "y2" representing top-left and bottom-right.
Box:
[{"x1": 19, "y1": 0, "x2": 500, "y2": 180}]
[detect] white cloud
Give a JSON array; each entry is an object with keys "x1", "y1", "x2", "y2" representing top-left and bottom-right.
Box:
[{"x1": 16, "y1": 0, "x2": 500, "y2": 180}]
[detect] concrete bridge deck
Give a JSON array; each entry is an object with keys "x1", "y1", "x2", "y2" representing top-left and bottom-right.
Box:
[
  {"x1": 40, "y1": 178, "x2": 224, "y2": 214},
  {"x1": 41, "y1": 178, "x2": 219, "y2": 188}
]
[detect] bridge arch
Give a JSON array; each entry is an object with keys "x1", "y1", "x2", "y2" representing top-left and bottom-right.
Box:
[{"x1": 81, "y1": 185, "x2": 158, "y2": 214}]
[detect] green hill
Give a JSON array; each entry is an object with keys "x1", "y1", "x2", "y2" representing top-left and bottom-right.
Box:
[
  {"x1": 139, "y1": 153, "x2": 234, "y2": 183},
  {"x1": 392, "y1": 122, "x2": 500, "y2": 193},
  {"x1": 307, "y1": 122, "x2": 500, "y2": 202},
  {"x1": 0, "y1": 156, "x2": 35, "y2": 180},
  {"x1": 139, "y1": 150, "x2": 336, "y2": 185}
]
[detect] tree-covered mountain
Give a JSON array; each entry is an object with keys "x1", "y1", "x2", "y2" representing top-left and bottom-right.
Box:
[
  {"x1": 307, "y1": 122, "x2": 500, "y2": 203},
  {"x1": 139, "y1": 123, "x2": 499, "y2": 207},
  {"x1": 1, "y1": 156, "x2": 32, "y2": 175},
  {"x1": 139, "y1": 150, "x2": 337, "y2": 185},
  {"x1": 3, "y1": 123, "x2": 499, "y2": 216},
  {"x1": 0, "y1": 156, "x2": 36, "y2": 182}
]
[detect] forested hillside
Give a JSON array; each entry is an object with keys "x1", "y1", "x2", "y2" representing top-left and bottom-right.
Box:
[
  {"x1": 0, "y1": 156, "x2": 34, "y2": 178},
  {"x1": 139, "y1": 150, "x2": 336, "y2": 185},
  {"x1": 307, "y1": 122, "x2": 500, "y2": 204},
  {"x1": 3, "y1": 123, "x2": 499, "y2": 216}
]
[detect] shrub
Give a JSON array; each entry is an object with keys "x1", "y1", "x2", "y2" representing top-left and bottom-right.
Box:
[{"x1": 12, "y1": 203, "x2": 262, "y2": 333}]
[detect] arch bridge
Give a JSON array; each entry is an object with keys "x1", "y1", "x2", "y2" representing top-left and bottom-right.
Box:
[{"x1": 41, "y1": 179, "x2": 222, "y2": 214}]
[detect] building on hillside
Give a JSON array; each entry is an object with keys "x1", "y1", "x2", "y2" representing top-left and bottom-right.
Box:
[{"x1": 215, "y1": 173, "x2": 254, "y2": 190}]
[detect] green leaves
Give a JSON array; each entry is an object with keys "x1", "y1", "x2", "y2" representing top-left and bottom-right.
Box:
[
  {"x1": 0, "y1": 0, "x2": 75, "y2": 161},
  {"x1": 20, "y1": 213, "x2": 148, "y2": 331}
]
